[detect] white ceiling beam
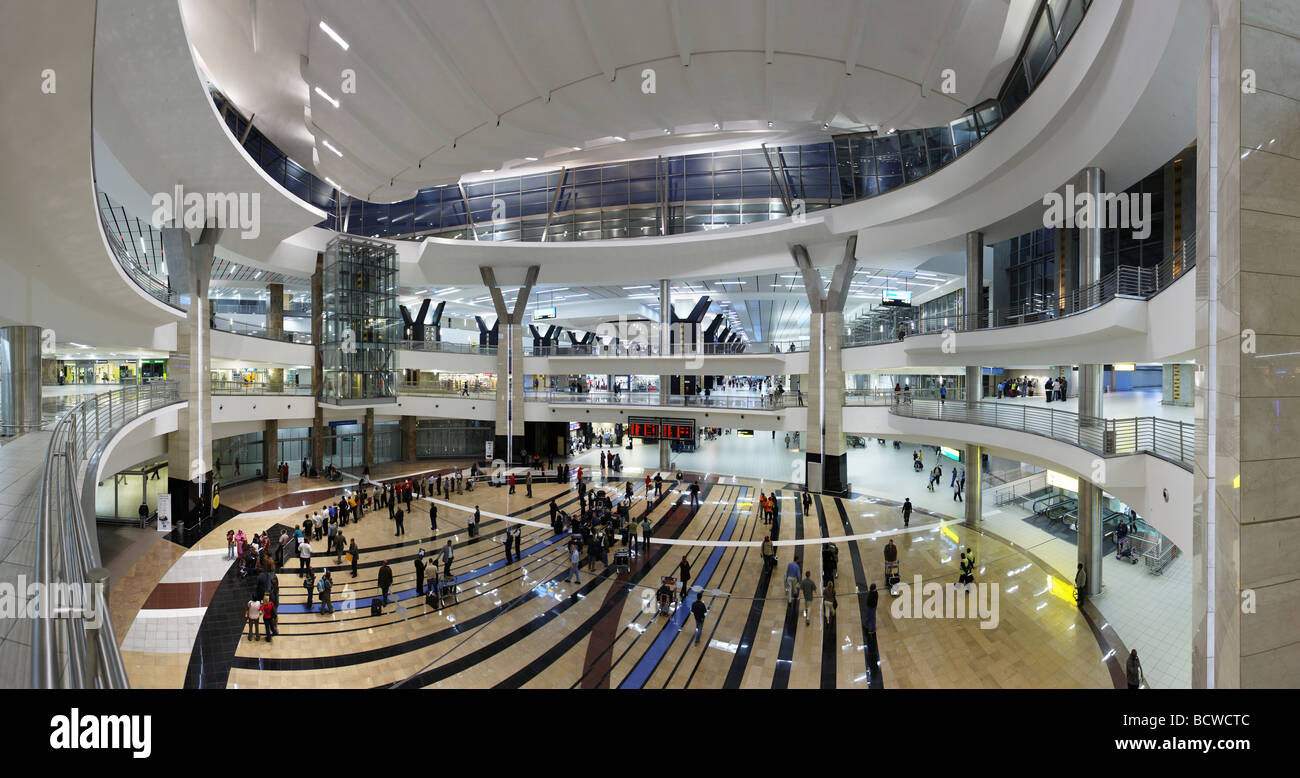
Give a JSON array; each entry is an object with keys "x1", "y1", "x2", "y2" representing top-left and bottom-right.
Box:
[
  {"x1": 391, "y1": 0, "x2": 499, "y2": 125},
  {"x1": 669, "y1": 0, "x2": 692, "y2": 67},
  {"x1": 484, "y1": 0, "x2": 551, "y2": 103},
  {"x1": 573, "y1": 0, "x2": 617, "y2": 82}
]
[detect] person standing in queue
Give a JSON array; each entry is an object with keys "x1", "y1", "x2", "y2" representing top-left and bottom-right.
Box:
[
  {"x1": 429, "y1": 501, "x2": 438, "y2": 534},
  {"x1": 348, "y1": 538, "x2": 359, "y2": 578},
  {"x1": 377, "y1": 561, "x2": 393, "y2": 606},
  {"x1": 441, "y1": 540, "x2": 455, "y2": 577},
  {"x1": 394, "y1": 506, "x2": 405, "y2": 537},
  {"x1": 414, "y1": 550, "x2": 426, "y2": 596}
]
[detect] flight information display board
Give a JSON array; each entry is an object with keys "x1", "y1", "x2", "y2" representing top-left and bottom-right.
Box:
[{"x1": 627, "y1": 416, "x2": 695, "y2": 441}]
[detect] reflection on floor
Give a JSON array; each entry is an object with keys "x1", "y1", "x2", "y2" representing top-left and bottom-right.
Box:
[{"x1": 113, "y1": 464, "x2": 1116, "y2": 689}]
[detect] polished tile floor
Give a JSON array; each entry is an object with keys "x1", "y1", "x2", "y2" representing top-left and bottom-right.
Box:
[{"x1": 115, "y1": 463, "x2": 1114, "y2": 689}]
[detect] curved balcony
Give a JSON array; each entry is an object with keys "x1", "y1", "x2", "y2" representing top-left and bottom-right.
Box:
[
  {"x1": 889, "y1": 398, "x2": 1192, "y2": 470},
  {"x1": 31, "y1": 382, "x2": 182, "y2": 688}
]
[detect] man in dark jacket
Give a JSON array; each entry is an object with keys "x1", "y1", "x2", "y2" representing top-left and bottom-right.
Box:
[
  {"x1": 394, "y1": 507, "x2": 405, "y2": 536},
  {"x1": 429, "y1": 502, "x2": 438, "y2": 534},
  {"x1": 377, "y1": 561, "x2": 393, "y2": 605},
  {"x1": 414, "y1": 550, "x2": 426, "y2": 595},
  {"x1": 678, "y1": 557, "x2": 692, "y2": 600},
  {"x1": 691, "y1": 595, "x2": 708, "y2": 645}
]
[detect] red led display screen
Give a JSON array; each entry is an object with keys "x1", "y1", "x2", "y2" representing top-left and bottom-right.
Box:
[{"x1": 628, "y1": 416, "x2": 694, "y2": 441}]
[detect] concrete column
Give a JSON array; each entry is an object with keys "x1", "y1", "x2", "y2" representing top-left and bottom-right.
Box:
[
  {"x1": 964, "y1": 444, "x2": 982, "y2": 527},
  {"x1": 1195, "y1": 1, "x2": 1300, "y2": 688},
  {"x1": 161, "y1": 226, "x2": 220, "y2": 524},
  {"x1": 310, "y1": 253, "x2": 324, "y2": 470},
  {"x1": 262, "y1": 419, "x2": 278, "y2": 479},
  {"x1": 482, "y1": 266, "x2": 537, "y2": 466},
  {"x1": 1077, "y1": 478, "x2": 1103, "y2": 596},
  {"x1": 658, "y1": 278, "x2": 671, "y2": 471},
  {"x1": 794, "y1": 237, "x2": 855, "y2": 496},
  {"x1": 0, "y1": 326, "x2": 42, "y2": 432},
  {"x1": 267, "y1": 367, "x2": 284, "y2": 394},
  {"x1": 401, "y1": 415, "x2": 417, "y2": 461},
  {"x1": 965, "y1": 231, "x2": 983, "y2": 407},
  {"x1": 267, "y1": 282, "x2": 285, "y2": 341},
  {"x1": 362, "y1": 407, "x2": 375, "y2": 470}
]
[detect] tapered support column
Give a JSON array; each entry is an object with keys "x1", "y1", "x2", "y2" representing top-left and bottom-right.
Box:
[
  {"x1": 267, "y1": 282, "x2": 284, "y2": 341},
  {"x1": 310, "y1": 253, "x2": 324, "y2": 470},
  {"x1": 794, "y1": 237, "x2": 856, "y2": 496},
  {"x1": 0, "y1": 326, "x2": 42, "y2": 433},
  {"x1": 262, "y1": 419, "x2": 278, "y2": 479},
  {"x1": 658, "y1": 278, "x2": 671, "y2": 471},
  {"x1": 161, "y1": 226, "x2": 221, "y2": 525},
  {"x1": 965, "y1": 231, "x2": 984, "y2": 406},
  {"x1": 482, "y1": 265, "x2": 538, "y2": 466}
]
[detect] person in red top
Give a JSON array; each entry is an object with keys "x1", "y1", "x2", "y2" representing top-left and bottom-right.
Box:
[
  {"x1": 259, "y1": 596, "x2": 277, "y2": 643},
  {"x1": 645, "y1": 474, "x2": 651, "y2": 493},
  {"x1": 577, "y1": 467, "x2": 583, "y2": 484},
  {"x1": 509, "y1": 473, "x2": 516, "y2": 494}
]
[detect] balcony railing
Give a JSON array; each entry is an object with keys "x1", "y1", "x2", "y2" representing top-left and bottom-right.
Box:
[
  {"x1": 845, "y1": 237, "x2": 1196, "y2": 348},
  {"x1": 536, "y1": 390, "x2": 798, "y2": 410},
  {"x1": 211, "y1": 315, "x2": 312, "y2": 344},
  {"x1": 525, "y1": 340, "x2": 808, "y2": 357},
  {"x1": 890, "y1": 398, "x2": 1193, "y2": 470},
  {"x1": 397, "y1": 339, "x2": 498, "y2": 356},
  {"x1": 211, "y1": 379, "x2": 312, "y2": 396},
  {"x1": 398, "y1": 384, "x2": 497, "y2": 400},
  {"x1": 33, "y1": 381, "x2": 181, "y2": 688}
]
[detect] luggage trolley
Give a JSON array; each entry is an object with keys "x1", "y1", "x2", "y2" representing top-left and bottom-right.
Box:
[
  {"x1": 885, "y1": 561, "x2": 901, "y2": 596},
  {"x1": 655, "y1": 576, "x2": 678, "y2": 616},
  {"x1": 613, "y1": 549, "x2": 631, "y2": 573}
]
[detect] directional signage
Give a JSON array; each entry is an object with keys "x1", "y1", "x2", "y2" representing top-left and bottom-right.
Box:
[{"x1": 628, "y1": 416, "x2": 694, "y2": 441}]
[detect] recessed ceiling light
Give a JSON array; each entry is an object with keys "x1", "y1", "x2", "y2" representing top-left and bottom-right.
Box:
[
  {"x1": 821, "y1": 122, "x2": 829, "y2": 130},
  {"x1": 571, "y1": 146, "x2": 582, "y2": 151},
  {"x1": 524, "y1": 156, "x2": 538, "y2": 161},
  {"x1": 314, "y1": 86, "x2": 339, "y2": 108},
  {"x1": 319, "y1": 20, "x2": 349, "y2": 50},
  {"x1": 321, "y1": 139, "x2": 343, "y2": 157},
  {"x1": 324, "y1": 177, "x2": 339, "y2": 189},
  {"x1": 613, "y1": 136, "x2": 626, "y2": 142},
  {"x1": 767, "y1": 121, "x2": 774, "y2": 128},
  {"x1": 663, "y1": 128, "x2": 672, "y2": 135},
  {"x1": 713, "y1": 122, "x2": 721, "y2": 130},
  {"x1": 480, "y1": 169, "x2": 494, "y2": 173}
]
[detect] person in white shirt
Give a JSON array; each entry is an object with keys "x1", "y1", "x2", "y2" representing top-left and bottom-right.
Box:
[
  {"x1": 245, "y1": 598, "x2": 261, "y2": 640},
  {"x1": 299, "y1": 538, "x2": 312, "y2": 576}
]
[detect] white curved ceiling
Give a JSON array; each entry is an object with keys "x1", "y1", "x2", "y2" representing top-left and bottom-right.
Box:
[{"x1": 180, "y1": 0, "x2": 1026, "y2": 201}]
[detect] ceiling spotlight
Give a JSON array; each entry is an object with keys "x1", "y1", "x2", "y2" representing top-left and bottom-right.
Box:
[
  {"x1": 767, "y1": 121, "x2": 774, "y2": 128},
  {"x1": 571, "y1": 146, "x2": 582, "y2": 151},
  {"x1": 664, "y1": 128, "x2": 672, "y2": 135},
  {"x1": 314, "y1": 86, "x2": 339, "y2": 108},
  {"x1": 821, "y1": 122, "x2": 829, "y2": 130},
  {"x1": 713, "y1": 122, "x2": 721, "y2": 130},
  {"x1": 613, "y1": 136, "x2": 626, "y2": 142},
  {"x1": 319, "y1": 20, "x2": 350, "y2": 50},
  {"x1": 888, "y1": 127, "x2": 896, "y2": 134}
]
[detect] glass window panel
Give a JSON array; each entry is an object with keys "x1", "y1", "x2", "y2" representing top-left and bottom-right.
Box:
[
  {"x1": 1000, "y1": 65, "x2": 1031, "y2": 114},
  {"x1": 899, "y1": 129, "x2": 927, "y2": 155},
  {"x1": 875, "y1": 154, "x2": 902, "y2": 176},
  {"x1": 492, "y1": 178, "x2": 520, "y2": 194},
  {"x1": 572, "y1": 167, "x2": 602, "y2": 184},
  {"x1": 873, "y1": 135, "x2": 901, "y2": 155},
  {"x1": 628, "y1": 159, "x2": 657, "y2": 178},
  {"x1": 1024, "y1": 17, "x2": 1058, "y2": 85},
  {"x1": 602, "y1": 162, "x2": 629, "y2": 180},
  {"x1": 684, "y1": 156, "x2": 715, "y2": 173},
  {"x1": 712, "y1": 186, "x2": 742, "y2": 200},
  {"x1": 464, "y1": 182, "x2": 492, "y2": 198},
  {"x1": 712, "y1": 155, "x2": 741, "y2": 171},
  {"x1": 628, "y1": 178, "x2": 658, "y2": 204},
  {"x1": 741, "y1": 150, "x2": 769, "y2": 169},
  {"x1": 520, "y1": 174, "x2": 550, "y2": 192},
  {"x1": 924, "y1": 126, "x2": 952, "y2": 150},
  {"x1": 878, "y1": 173, "x2": 904, "y2": 192}
]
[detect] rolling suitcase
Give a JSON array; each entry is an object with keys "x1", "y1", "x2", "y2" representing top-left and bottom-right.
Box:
[{"x1": 370, "y1": 598, "x2": 383, "y2": 616}]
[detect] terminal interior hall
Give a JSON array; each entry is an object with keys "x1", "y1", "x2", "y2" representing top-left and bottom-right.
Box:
[{"x1": 0, "y1": 0, "x2": 1295, "y2": 691}]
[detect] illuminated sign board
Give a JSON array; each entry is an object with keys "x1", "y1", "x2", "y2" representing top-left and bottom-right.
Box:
[
  {"x1": 535, "y1": 307, "x2": 556, "y2": 320},
  {"x1": 940, "y1": 446, "x2": 961, "y2": 461},
  {"x1": 1046, "y1": 469, "x2": 1079, "y2": 493},
  {"x1": 881, "y1": 289, "x2": 912, "y2": 304},
  {"x1": 628, "y1": 416, "x2": 695, "y2": 441}
]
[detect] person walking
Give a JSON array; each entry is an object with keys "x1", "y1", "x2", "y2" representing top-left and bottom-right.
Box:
[
  {"x1": 414, "y1": 550, "x2": 426, "y2": 596},
  {"x1": 472, "y1": 506, "x2": 481, "y2": 537},
  {"x1": 348, "y1": 538, "x2": 359, "y2": 578},
  {"x1": 1126, "y1": 650, "x2": 1144, "y2": 689},
  {"x1": 800, "y1": 570, "x2": 817, "y2": 626},
  {"x1": 691, "y1": 595, "x2": 708, "y2": 646},
  {"x1": 567, "y1": 544, "x2": 581, "y2": 584},
  {"x1": 957, "y1": 473, "x2": 965, "y2": 501},
  {"x1": 504, "y1": 529, "x2": 515, "y2": 564},
  {"x1": 335, "y1": 531, "x2": 346, "y2": 565},
  {"x1": 689, "y1": 481, "x2": 700, "y2": 507},
  {"x1": 298, "y1": 537, "x2": 312, "y2": 576},
  {"x1": 526, "y1": 469, "x2": 533, "y2": 498},
  {"x1": 429, "y1": 502, "x2": 438, "y2": 534},
  {"x1": 513, "y1": 525, "x2": 523, "y2": 561},
  {"x1": 902, "y1": 498, "x2": 913, "y2": 528},
  {"x1": 441, "y1": 540, "x2": 454, "y2": 577},
  {"x1": 377, "y1": 561, "x2": 393, "y2": 606},
  {"x1": 761, "y1": 535, "x2": 776, "y2": 570},
  {"x1": 785, "y1": 556, "x2": 802, "y2": 607},
  {"x1": 245, "y1": 597, "x2": 261, "y2": 641},
  {"x1": 802, "y1": 490, "x2": 812, "y2": 517},
  {"x1": 508, "y1": 473, "x2": 516, "y2": 494},
  {"x1": 823, "y1": 576, "x2": 838, "y2": 624},
  {"x1": 678, "y1": 557, "x2": 692, "y2": 600},
  {"x1": 394, "y1": 507, "x2": 405, "y2": 537},
  {"x1": 641, "y1": 515, "x2": 652, "y2": 553}
]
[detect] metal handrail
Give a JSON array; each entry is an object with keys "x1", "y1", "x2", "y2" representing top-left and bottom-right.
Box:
[
  {"x1": 32, "y1": 381, "x2": 181, "y2": 688},
  {"x1": 889, "y1": 398, "x2": 1194, "y2": 470},
  {"x1": 211, "y1": 379, "x2": 313, "y2": 396},
  {"x1": 211, "y1": 315, "x2": 313, "y2": 344},
  {"x1": 845, "y1": 237, "x2": 1197, "y2": 347},
  {"x1": 397, "y1": 339, "x2": 498, "y2": 356}
]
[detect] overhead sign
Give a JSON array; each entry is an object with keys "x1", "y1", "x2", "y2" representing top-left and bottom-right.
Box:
[
  {"x1": 628, "y1": 416, "x2": 695, "y2": 441},
  {"x1": 535, "y1": 307, "x2": 556, "y2": 320},
  {"x1": 882, "y1": 289, "x2": 912, "y2": 304}
]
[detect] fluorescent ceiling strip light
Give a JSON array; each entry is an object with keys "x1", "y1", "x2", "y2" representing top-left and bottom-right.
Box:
[
  {"x1": 321, "y1": 139, "x2": 343, "y2": 157},
  {"x1": 319, "y1": 20, "x2": 350, "y2": 50},
  {"x1": 314, "y1": 86, "x2": 340, "y2": 108}
]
